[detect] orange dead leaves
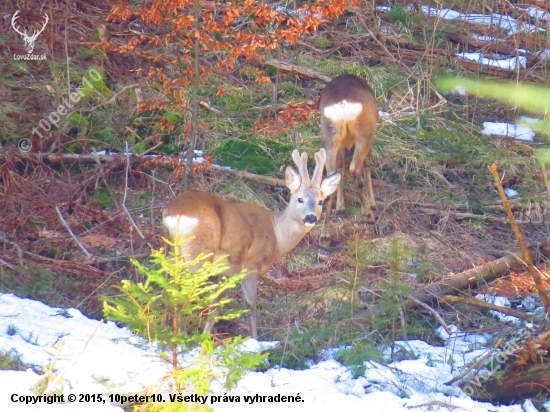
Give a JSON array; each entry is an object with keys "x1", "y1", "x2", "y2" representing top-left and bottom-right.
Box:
[
  {"x1": 253, "y1": 102, "x2": 314, "y2": 136},
  {"x1": 159, "y1": 117, "x2": 176, "y2": 132},
  {"x1": 95, "y1": 0, "x2": 351, "y2": 120}
]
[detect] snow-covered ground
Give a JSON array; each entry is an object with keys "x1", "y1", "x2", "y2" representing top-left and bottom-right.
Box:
[
  {"x1": 481, "y1": 121, "x2": 535, "y2": 141},
  {"x1": 376, "y1": 3, "x2": 550, "y2": 69},
  {"x1": 1, "y1": 293, "x2": 548, "y2": 411}
]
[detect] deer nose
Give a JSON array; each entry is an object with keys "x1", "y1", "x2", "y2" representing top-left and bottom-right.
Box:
[{"x1": 304, "y1": 214, "x2": 317, "y2": 225}]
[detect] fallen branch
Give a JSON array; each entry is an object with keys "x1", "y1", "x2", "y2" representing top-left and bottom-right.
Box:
[
  {"x1": 0, "y1": 151, "x2": 287, "y2": 187},
  {"x1": 490, "y1": 164, "x2": 550, "y2": 312},
  {"x1": 408, "y1": 295, "x2": 451, "y2": 334},
  {"x1": 444, "y1": 338, "x2": 504, "y2": 386},
  {"x1": 418, "y1": 207, "x2": 546, "y2": 225},
  {"x1": 357, "y1": 247, "x2": 541, "y2": 320},
  {"x1": 249, "y1": 58, "x2": 332, "y2": 83},
  {"x1": 440, "y1": 295, "x2": 539, "y2": 322},
  {"x1": 199, "y1": 100, "x2": 233, "y2": 123},
  {"x1": 55, "y1": 206, "x2": 92, "y2": 258}
]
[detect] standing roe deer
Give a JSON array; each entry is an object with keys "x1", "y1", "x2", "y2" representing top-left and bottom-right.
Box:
[
  {"x1": 162, "y1": 149, "x2": 341, "y2": 339},
  {"x1": 318, "y1": 74, "x2": 378, "y2": 248}
]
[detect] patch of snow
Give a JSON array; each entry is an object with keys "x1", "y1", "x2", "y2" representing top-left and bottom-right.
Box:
[
  {"x1": 0, "y1": 293, "x2": 538, "y2": 411},
  {"x1": 475, "y1": 294, "x2": 511, "y2": 307},
  {"x1": 456, "y1": 52, "x2": 527, "y2": 70},
  {"x1": 376, "y1": 5, "x2": 391, "y2": 12},
  {"x1": 519, "y1": 6, "x2": 550, "y2": 22},
  {"x1": 421, "y1": 6, "x2": 542, "y2": 34},
  {"x1": 519, "y1": 116, "x2": 541, "y2": 124},
  {"x1": 522, "y1": 399, "x2": 540, "y2": 412},
  {"x1": 452, "y1": 85, "x2": 467, "y2": 95},
  {"x1": 237, "y1": 339, "x2": 279, "y2": 353},
  {"x1": 475, "y1": 294, "x2": 521, "y2": 323},
  {"x1": 504, "y1": 188, "x2": 519, "y2": 197},
  {"x1": 474, "y1": 34, "x2": 498, "y2": 42},
  {"x1": 437, "y1": 324, "x2": 491, "y2": 352},
  {"x1": 378, "y1": 110, "x2": 391, "y2": 117},
  {"x1": 540, "y1": 49, "x2": 550, "y2": 60},
  {"x1": 481, "y1": 122, "x2": 535, "y2": 141}
]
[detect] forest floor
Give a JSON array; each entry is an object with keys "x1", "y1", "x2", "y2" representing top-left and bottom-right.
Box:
[{"x1": 1, "y1": 0, "x2": 550, "y2": 408}]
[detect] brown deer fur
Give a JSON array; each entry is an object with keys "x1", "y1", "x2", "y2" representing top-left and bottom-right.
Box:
[
  {"x1": 319, "y1": 74, "x2": 378, "y2": 247},
  {"x1": 162, "y1": 149, "x2": 341, "y2": 339}
]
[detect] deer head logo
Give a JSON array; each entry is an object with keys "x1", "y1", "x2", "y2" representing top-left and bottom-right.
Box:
[{"x1": 11, "y1": 10, "x2": 49, "y2": 54}]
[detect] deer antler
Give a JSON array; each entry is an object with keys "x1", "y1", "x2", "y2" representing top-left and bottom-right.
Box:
[
  {"x1": 311, "y1": 148, "x2": 326, "y2": 188},
  {"x1": 11, "y1": 11, "x2": 48, "y2": 40},
  {"x1": 33, "y1": 13, "x2": 49, "y2": 39},
  {"x1": 11, "y1": 11, "x2": 25, "y2": 37},
  {"x1": 291, "y1": 149, "x2": 310, "y2": 187}
]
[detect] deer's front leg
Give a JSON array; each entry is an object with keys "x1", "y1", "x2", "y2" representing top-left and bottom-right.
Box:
[
  {"x1": 320, "y1": 144, "x2": 339, "y2": 250},
  {"x1": 241, "y1": 268, "x2": 260, "y2": 340}
]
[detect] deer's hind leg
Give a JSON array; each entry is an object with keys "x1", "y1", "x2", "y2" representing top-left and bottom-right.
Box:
[{"x1": 349, "y1": 131, "x2": 375, "y2": 223}]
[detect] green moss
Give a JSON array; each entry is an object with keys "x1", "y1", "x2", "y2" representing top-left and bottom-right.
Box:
[
  {"x1": 66, "y1": 113, "x2": 90, "y2": 130},
  {"x1": 80, "y1": 66, "x2": 113, "y2": 100},
  {"x1": 314, "y1": 38, "x2": 334, "y2": 49},
  {"x1": 211, "y1": 138, "x2": 294, "y2": 174},
  {"x1": 279, "y1": 82, "x2": 303, "y2": 98},
  {"x1": 91, "y1": 187, "x2": 113, "y2": 209},
  {"x1": 90, "y1": 129, "x2": 115, "y2": 144}
]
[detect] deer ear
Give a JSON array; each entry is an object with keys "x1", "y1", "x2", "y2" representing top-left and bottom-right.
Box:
[
  {"x1": 285, "y1": 166, "x2": 301, "y2": 193},
  {"x1": 320, "y1": 172, "x2": 341, "y2": 198}
]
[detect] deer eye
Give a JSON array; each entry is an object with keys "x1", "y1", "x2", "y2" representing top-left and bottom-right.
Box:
[
  {"x1": 318, "y1": 200, "x2": 323, "y2": 206},
  {"x1": 297, "y1": 198, "x2": 304, "y2": 204}
]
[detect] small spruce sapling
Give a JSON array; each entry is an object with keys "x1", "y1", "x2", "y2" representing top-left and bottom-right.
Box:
[{"x1": 102, "y1": 235, "x2": 266, "y2": 411}]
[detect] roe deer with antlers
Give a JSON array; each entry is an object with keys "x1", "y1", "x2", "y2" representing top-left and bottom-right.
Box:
[
  {"x1": 162, "y1": 149, "x2": 341, "y2": 339},
  {"x1": 318, "y1": 74, "x2": 378, "y2": 248}
]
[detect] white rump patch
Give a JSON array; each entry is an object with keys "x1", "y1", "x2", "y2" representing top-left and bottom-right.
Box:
[
  {"x1": 163, "y1": 215, "x2": 199, "y2": 240},
  {"x1": 323, "y1": 100, "x2": 363, "y2": 123}
]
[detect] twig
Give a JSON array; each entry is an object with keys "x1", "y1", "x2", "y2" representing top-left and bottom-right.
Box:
[
  {"x1": 408, "y1": 296, "x2": 451, "y2": 334},
  {"x1": 428, "y1": 230, "x2": 473, "y2": 263},
  {"x1": 70, "y1": 84, "x2": 151, "y2": 115},
  {"x1": 76, "y1": 270, "x2": 117, "y2": 310},
  {"x1": 444, "y1": 338, "x2": 504, "y2": 386},
  {"x1": 55, "y1": 206, "x2": 92, "y2": 258},
  {"x1": 82, "y1": 252, "x2": 150, "y2": 265},
  {"x1": 140, "y1": 141, "x2": 162, "y2": 157},
  {"x1": 0, "y1": 235, "x2": 24, "y2": 265},
  {"x1": 45, "y1": 320, "x2": 104, "y2": 395},
  {"x1": 489, "y1": 164, "x2": 550, "y2": 313},
  {"x1": 440, "y1": 295, "x2": 539, "y2": 322},
  {"x1": 0, "y1": 258, "x2": 15, "y2": 270},
  {"x1": 123, "y1": 142, "x2": 145, "y2": 239}
]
